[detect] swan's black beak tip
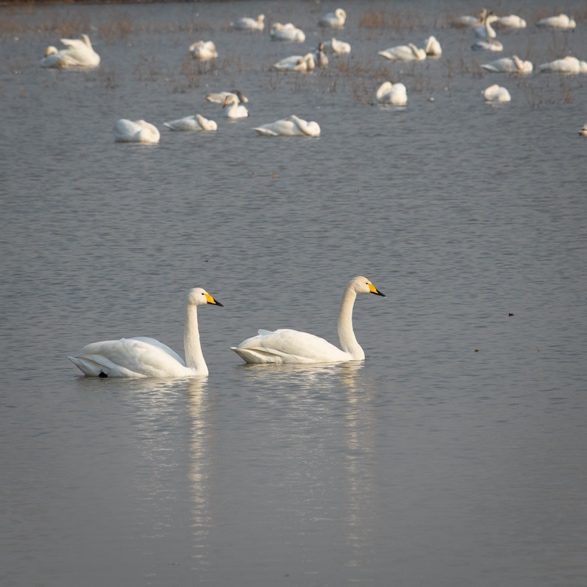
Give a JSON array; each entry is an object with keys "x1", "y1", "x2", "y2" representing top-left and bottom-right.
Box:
[{"x1": 373, "y1": 290, "x2": 386, "y2": 297}]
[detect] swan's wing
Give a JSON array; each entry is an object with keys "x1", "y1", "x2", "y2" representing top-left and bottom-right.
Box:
[
  {"x1": 164, "y1": 116, "x2": 198, "y2": 131},
  {"x1": 128, "y1": 337, "x2": 185, "y2": 365},
  {"x1": 253, "y1": 119, "x2": 299, "y2": 136}
]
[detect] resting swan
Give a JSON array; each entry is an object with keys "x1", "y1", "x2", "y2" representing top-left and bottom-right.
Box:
[
  {"x1": 68, "y1": 287, "x2": 223, "y2": 378},
  {"x1": 270, "y1": 23, "x2": 306, "y2": 42},
  {"x1": 537, "y1": 14, "x2": 576, "y2": 30},
  {"x1": 483, "y1": 84, "x2": 511, "y2": 103},
  {"x1": 538, "y1": 56, "x2": 587, "y2": 74},
  {"x1": 318, "y1": 8, "x2": 347, "y2": 29},
  {"x1": 272, "y1": 53, "x2": 316, "y2": 72},
  {"x1": 495, "y1": 15, "x2": 527, "y2": 29},
  {"x1": 253, "y1": 115, "x2": 320, "y2": 137},
  {"x1": 481, "y1": 56, "x2": 533, "y2": 74},
  {"x1": 206, "y1": 90, "x2": 248, "y2": 104},
  {"x1": 231, "y1": 14, "x2": 265, "y2": 31},
  {"x1": 376, "y1": 81, "x2": 408, "y2": 106},
  {"x1": 231, "y1": 276, "x2": 385, "y2": 364},
  {"x1": 189, "y1": 41, "x2": 218, "y2": 61},
  {"x1": 114, "y1": 119, "x2": 160, "y2": 144},
  {"x1": 379, "y1": 43, "x2": 426, "y2": 62},
  {"x1": 324, "y1": 37, "x2": 351, "y2": 55},
  {"x1": 223, "y1": 93, "x2": 249, "y2": 118},
  {"x1": 423, "y1": 36, "x2": 442, "y2": 57},
  {"x1": 41, "y1": 34, "x2": 100, "y2": 68},
  {"x1": 163, "y1": 114, "x2": 217, "y2": 131}
]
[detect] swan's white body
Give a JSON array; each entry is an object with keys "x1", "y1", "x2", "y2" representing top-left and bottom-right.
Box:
[
  {"x1": 453, "y1": 8, "x2": 490, "y2": 28},
  {"x1": 270, "y1": 23, "x2": 306, "y2": 42},
  {"x1": 68, "y1": 288, "x2": 223, "y2": 378},
  {"x1": 231, "y1": 14, "x2": 265, "y2": 31},
  {"x1": 472, "y1": 39, "x2": 503, "y2": 52},
  {"x1": 324, "y1": 37, "x2": 351, "y2": 55},
  {"x1": 379, "y1": 43, "x2": 426, "y2": 62},
  {"x1": 481, "y1": 56, "x2": 533, "y2": 74},
  {"x1": 253, "y1": 115, "x2": 320, "y2": 137},
  {"x1": 189, "y1": 41, "x2": 218, "y2": 61},
  {"x1": 473, "y1": 14, "x2": 499, "y2": 39},
  {"x1": 538, "y1": 56, "x2": 587, "y2": 74},
  {"x1": 318, "y1": 8, "x2": 347, "y2": 29},
  {"x1": 205, "y1": 90, "x2": 248, "y2": 104},
  {"x1": 223, "y1": 93, "x2": 249, "y2": 118},
  {"x1": 231, "y1": 276, "x2": 385, "y2": 365},
  {"x1": 41, "y1": 34, "x2": 100, "y2": 68},
  {"x1": 483, "y1": 84, "x2": 511, "y2": 103},
  {"x1": 164, "y1": 114, "x2": 217, "y2": 132},
  {"x1": 423, "y1": 36, "x2": 442, "y2": 57},
  {"x1": 376, "y1": 81, "x2": 408, "y2": 106},
  {"x1": 114, "y1": 119, "x2": 160, "y2": 144},
  {"x1": 537, "y1": 14, "x2": 576, "y2": 30},
  {"x1": 496, "y1": 15, "x2": 527, "y2": 29},
  {"x1": 273, "y1": 53, "x2": 316, "y2": 72},
  {"x1": 579, "y1": 124, "x2": 587, "y2": 137}
]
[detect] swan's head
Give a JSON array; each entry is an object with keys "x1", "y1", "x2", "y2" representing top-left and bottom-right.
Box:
[
  {"x1": 187, "y1": 287, "x2": 223, "y2": 307},
  {"x1": 349, "y1": 276, "x2": 385, "y2": 297},
  {"x1": 257, "y1": 15, "x2": 265, "y2": 23},
  {"x1": 223, "y1": 94, "x2": 237, "y2": 107},
  {"x1": 336, "y1": 9, "x2": 347, "y2": 20},
  {"x1": 45, "y1": 46, "x2": 58, "y2": 56},
  {"x1": 232, "y1": 90, "x2": 248, "y2": 103}
]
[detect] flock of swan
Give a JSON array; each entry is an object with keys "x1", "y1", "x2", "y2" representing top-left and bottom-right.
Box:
[{"x1": 68, "y1": 277, "x2": 385, "y2": 378}]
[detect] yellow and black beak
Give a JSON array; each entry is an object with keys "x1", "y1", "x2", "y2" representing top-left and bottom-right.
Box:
[
  {"x1": 369, "y1": 283, "x2": 386, "y2": 297},
  {"x1": 205, "y1": 293, "x2": 223, "y2": 307}
]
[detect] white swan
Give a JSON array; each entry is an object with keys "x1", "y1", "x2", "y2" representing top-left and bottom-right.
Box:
[
  {"x1": 270, "y1": 23, "x2": 306, "y2": 42},
  {"x1": 318, "y1": 8, "x2": 347, "y2": 29},
  {"x1": 41, "y1": 34, "x2": 100, "y2": 68},
  {"x1": 189, "y1": 41, "x2": 218, "y2": 61},
  {"x1": 272, "y1": 53, "x2": 316, "y2": 72},
  {"x1": 253, "y1": 115, "x2": 320, "y2": 137},
  {"x1": 164, "y1": 114, "x2": 217, "y2": 132},
  {"x1": 205, "y1": 90, "x2": 248, "y2": 104},
  {"x1": 537, "y1": 14, "x2": 576, "y2": 30},
  {"x1": 68, "y1": 287, "x2": 223, "y2": 378},
  {"x1": 114, "y1": 119, "x2": 160, "y2": 144},
  {"x1": 481, "y1": 55, "x2": 533, "y2": 74},
  {"x1": 452, "y1": 8, "x2": 490, "y2": 28},
  {"x1": 376, "y1": 81, "x2": 408, "y2": 106},
  {"x1": 483, "y1": 84, "x2": 511, "y2": 103},
  {"x1": 472, "y1": 39, "x2": 503, "y2": 52},
  {"x1": 379, "y1": 43, "x2": 426, "y2": 62},
  {"x1": 538, "y1": 56, "x2": 587, "y2": 74},
  {"x1": 423, "y1": 36, "x2": 442, "y2": 57},
  {"x1": 223, "y1": 93, "x2": 249, "y2": 119},
  {"x1": 579, "y1": 124, "x2": 587, "y2": 137},
  {"x1": 495, "y1": 15, "x2": 527, "y2": 29},
  {"x1": 231, "y1": 14, "x2": 265, "y2": 31},
  {"x1": 473, "y1": 13, "x2": 499, "y2": 39},
  {"x1": 232, "y1": 276, "x2": 385, "y2": 364},
  {"x1": 314, "y1": 42, "x2": 329, "y2": 67},
  {"x1": 324, "y1": 37, "x2": 351, "y2": 55}
]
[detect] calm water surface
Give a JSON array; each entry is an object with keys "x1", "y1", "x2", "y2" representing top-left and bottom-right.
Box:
[{"x1": 1, "y1": 1, "x2": 586, "y2": 586}]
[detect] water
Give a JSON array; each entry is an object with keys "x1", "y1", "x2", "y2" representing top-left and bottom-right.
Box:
[{"x1": 1, "y1": 1, "x2": 587, "y2": 585}]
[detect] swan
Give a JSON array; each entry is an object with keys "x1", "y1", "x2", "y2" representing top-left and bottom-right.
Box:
[
  {"x1": 270, "y1": 23, "x2": 306, "y2": 42},
  {"x1": 472, "y1": 39, "x2": 503, "y2": 52},
  {"x1": 495, "y1": 15, "x2": 527, "y2": 29},
  {"x1": 231, "y1": 14, "x2": 265, "y2": 31},
  {"x1": 481, "y1": 55, "x2": 533, "y2": 74},
  {"x1": 223, "y1": 93, "x2": 249, "y2": 119},
  {"x1": 579, "y1": 124, "x2": 587, "y2": 137},
  {"x1": 41, "y1": 34, "x2": 100, "y2": 68},
  {"x1": 114, "y1": 119, "x2": 160, "y2": 144},
  {"x1": 231, "y1": 276, "x2": 385, "y2": 364},
  {"x1": 483, "y1": 84, "x2": 511, "y2": 103},
  {"x1": 452, "y1": 8, "x2": 490, "y2": 28},
  {"x1": 252, "y1": 115, "x2": 320, "y2": 137},
  {"x1": 314, "y1": 42, "x2": 329, "y2": 67},
  {"x1": 272, "y1": 53, "x2": 316, "y2": 72},
  {"x1": 68, "y1": 287, "x2": 223, "y2": 378},
  {"x1": 318, "y1": 8, "x2": 347, "y2": 29},
  {"x1": 538, "y1": 56, "x2": 587, "y2": 74},
  {"x1": 164, "y1": 114, "x2": 217, "y2": 132},
  {"x1": 473, "y1": 13, "x2": 499, "y2": 39},
  {"x1": 205, "y1": 90, "x2": 248, "y2": 104},
  {"x1": 324, "y1": 37, "x2": 351, "y2": 55},
  {"x1": 537, "y1": 14, "x2": 576, "y2": 30},
  {"x1": 423, "y1": 36, "x2": 442, "y2": 57},
  {"x1": 379, "y1": 43, "x2": 426, "y2": 61},
  {"x1": 376, "y1": 81, "x2": 408, "y2": 106},
  {"x1": 189, "y1": 41, "x2": 218, "y2": 61}
]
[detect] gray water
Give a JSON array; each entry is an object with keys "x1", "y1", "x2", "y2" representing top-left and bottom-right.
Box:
[{"x1": 1, "y1": 1, "x2": 587, "y2": 585}]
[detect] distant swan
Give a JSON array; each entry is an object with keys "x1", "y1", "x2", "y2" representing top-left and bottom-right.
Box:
[
  {"x1": 164, "y1": 114, "x2": 217, "y2": 131},
  {"x1": 189, "y1": 41, "x2": 218, "y2": 61},
  {"x1": 481, "y1": 55, "x2": 533, "y2": 73},
  {"x1": 114, "y1": 119, "x2": 160, "y2": 144},
  {"x1": 223, "y1": 93, "x2": 249, "y2": 118},
  {"x1": 376, "y1": 81, "x2": 408, "y2": 106},
  {"x1": 273, "y1": 53, "x2": 316, "y2": 72},
  {"x1": 423, "y1": 36, "x2": 442, "y2": 57},
  {"x1": 68, "y1": 287, "x2": 223, "y2": 378},
  {"x1": 538, "y1": 56, "x2": 587, "y2": 74},
  {"x1": 205, "y1": 90, "x2": 248, "y2": 104},
  {"x1": 314, "y1": 42, "x2": 329, "y2": 67},
  {"x1": 483, "y1": 84, "x2": 511, "y2": 103},
  {"x1": 495, "y1": 15, "x2": 527, "y2": 29},
  {"x1": 324, "y1": 37, "x2": 351, "y2": 55},
  {"x1": 41, "y1": 34, "x2": 100, "y2": 68},
  {"x1": 453, "y1": 8, "x2": 490, "y2": 28},
  {"x1": 231, "y1": 14, "x2": 265, "y2": 31},
  {"x1": 270, "y1": 23, "x2": 306, "y2": 42},
  {"x1": 473, "y1": 13, "x2": 499, "y2": 39},
  {"x1": 253, "y1": 115, "x2": 320, "y2": 137},
  {"x1": 318, "y1": 8, "x2": 347, "y2": 29},
  {"x1": 379, "y1": 43, "x2": 426, "y2": 61},
  {"x1": 537, "y1": 14, "x2": 576, "y2": 30},
  {"x1": 579, "y1": 124, "x2": 587, "y2": 137},
  {"x1": 472, "y1": 39, "x2": 503, "y2": 52},
  {"x1": 231, "y1": 276, "x2": 385, "y2": 364}
]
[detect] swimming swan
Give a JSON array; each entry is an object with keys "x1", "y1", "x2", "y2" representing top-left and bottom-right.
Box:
[
  {"x1": 537, "y1": 14, "x2": 576, "y2": 30},
  {"x1": 319, "y1": 8, "x2": 347, "y2": 29},
  {"x1": 379, "y1": 43, "x2": 426, "y2": 62},
  {"x1": 273, "y1": 53, "x2": 316, "y2": 72},
  {"x1": 190, "y1": 41, "x2": 218, "y2": 61},
  {"x1": 481, "y1": 55, "x2": 533, "y2": 73},
  {"x1": 206, "y1": 90, "x2": 248, "y2": 104},
  {"x1": 41, "y1": 34, "x2": 100, "y2": 68},
  {"x1": 376, "y1": 81, "x2": 408, "y2": 106},
  {"x1": 223, "y1": 93, "x2": 249, "y2": 118},
  {"x1": 483, "y1": 84, "x2": 511, "y2": 103},
  {"x1": 164, "y1": 114, "x2": 217, "y2": 131},
  {"x1": 114, "y1": 119, "x2": 160, "y2": 144},
  {"x1": 324, "y1": 37, "x2": 351, "y2": 55},
  {"x1": 231, "y1": 14, "x2": 265, "y2": 31},
  {"x1": 270, "y1": 23, "x2": 306, "y2": 42},
  {"x1": 538, "y1": 56, "x2": 587, "y2": 74},
  {"x1": 253, "y1": 115, "x2": 320, "y2": 137},
  {"x1": 231, "y1": 276, "x2": 385, "y2": 364},
  {"x1": 68, "y1": 287, "x2": 223, "y2": 378}
]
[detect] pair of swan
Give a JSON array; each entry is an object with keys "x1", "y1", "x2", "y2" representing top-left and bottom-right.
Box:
[
  {"x1": 270, "y1": 23, "x2": 306, "y2": 43},
  {"x1": 114, "y1": 119, "x2": 160, "y2": 144},
  {"x1": 189, "y1": 41, "x2": 218, "y2": 61},
  {"x1": 273, "y1": 53, "x2": 316, "y2": 73},
  {"x1": 483, "y1": 84, "x2": 511, "y2": 103},
  {"x1": 379, "y1": 43, "x2": 426, "y2": 62},
  {"x1": 41, "y1": 34, "x2": 100, "y2": 68},
  {"x1": 69, "y1": 276, "x2": 385, "y2": 377},
  {"x1": 323, "y1": 37, "x2": 351, "y2": 55},
  {"x1": 164, "y1": 114, "x2": 217, "y2": 132},
  {"x1": 538, "y1": 57, "x2": 587, "y2": 74},
  {"x1": 252, "y1": 115, "x2": 320, "y2": 137},
  {"x1": 223, "y1": 93, "x2": 249, "y2": 118},
  {"x1": 376, "y1": 81, "x2": 408, "y2": 106},
  {"x1": 318, "y1": 8, "x2": 347, "y2": 29},
  {"x1": 537, "y1": 14, "x2": 576, "y2": 30},
  {"x1": 481, "y1": 56, "x2": 533, "y2": 74},
  {"x1": 231, "y1": 14, "x2": 265, "y2": 31}
]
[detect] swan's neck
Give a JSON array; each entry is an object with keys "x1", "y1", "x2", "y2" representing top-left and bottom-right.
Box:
[
  {"x1": 184, "y1": 305, "x2": 209, "y2": 376},
  {"x1": 337, "y1": 286, "x2": 364, "y2": 360}
]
